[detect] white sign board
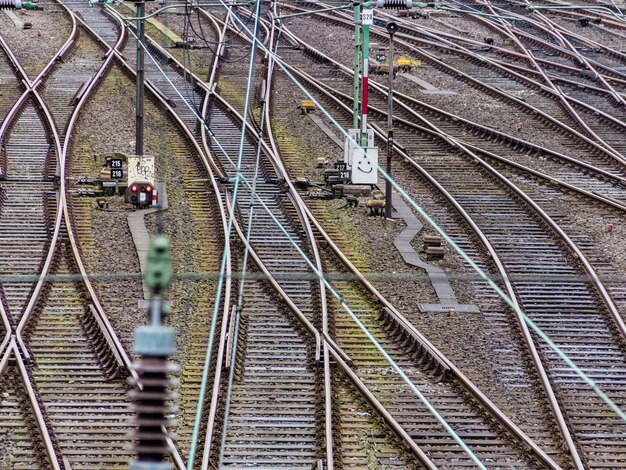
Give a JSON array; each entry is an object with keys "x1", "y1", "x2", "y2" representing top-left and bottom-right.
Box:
[
  {"x1": 344, "y1": 129, "x2": 360, "y2": 167},
  {"x1": 351, "y1": 146, "x2": 378, "y2": 185},
  {"x1": 361, "y1": 9, "x2": 374, "y2": 25},
  {"x1": 344, "y1": 129, "x2": 375, "y2": 168},
  {"x1": 127, "y1": 155, "x2": 155, "y2": 184}
]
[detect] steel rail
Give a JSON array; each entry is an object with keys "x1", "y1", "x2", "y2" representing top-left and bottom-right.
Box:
[
  {"x1": 476, "y1": 0, "x2": 626, "y2": 111},
  {"x1": 196, "y1": 7, "x2": 334, "y2": 467},
  {"x1": 196, "y1": 12, "x2": 237, "y2": 468},
  {"x1": 0, "y1": 12, "x2": 70, "y2": 358},
  {"x1": 292, "y1": 3, "x2": 626, "y2": 166},
  {"x1": 222, "y1": 189, "x2": 438, "y2": 470},
  {"x1": 209, "y1": 4, "x2": 626, "y2": 177},
  {"x1": 368, "y1": 7, "x2": 626, "y2": 162},
  {"x1": 520, "y1": 7, "x2": 626, "y2": 61},
  {"x1": 270, "y1": 29, "x2": 574, "y2": 468},
  {"x1": 456, "y1": 0, "x2": 626, "y2": 81},
  {"x1": 388, "y1": 10, "x2": 626, "y2": 101},
  {"x1": 24, "y1": 3, "x2": 228, "y2": 467},
  {"x1": 70, "y1": 11, "x2": 231, "y2": 470},
  {"x1": 288, "y1": 35, "x2": 626, "y2": 210},
  {"x1": 280, "y1": 18, "x2": 626, "y2": 341},
  {"x1": 197, "y1": 12, "x2": 337, "y2": 465},
  {"x1": 188, "y1": 9, "x2": 437, "y2": 466},
  {"x1": 0, "y1": 338, "x2": 62, "y2": 470},
  {"x1": 276, "y1": 23, "x2": 626, "y2": 467},
  {"x1": 89, "y1": 5, "x2": 236, "y2": 466},
  {"x1": 213, "y1": 10, "x2": 565, "y2": 468},
  {"x1": 523, "y1": 0, "x2": 626, "y2": 30},
  {"x1": 0, "y1": 13, "x2": 78, "y2": 468},
  {"x1": 397, "y1": 14, "x2": 626, "y2": 87},
  {"x1": 264, "y1": 4, "x2": 335, "y2": 467},
  {"x1": 206, "y1": 79, "x2": 353, "y2": 366}
]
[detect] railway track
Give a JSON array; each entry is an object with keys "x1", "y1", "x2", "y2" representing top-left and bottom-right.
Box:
[
  {"x1": 1, "y1": 0, "x2": 625, "y2": 468},
  {"x1": 135, "y1": 6, "x2": 563, "y2": 467},
  {"x1": 56, "y1": 2, "x2": 234, "y2": 466},
  {"x1": 0, "y1": 4, "x2": 140, "y2": 468},
  {"x1": 287, "y1": 3, "x2": 626, "y2": 168},
  {"x1": 270, "y1": 11, "x2": 626, "y2": 466},
  {"x1": 283, "y1": 7, "x2": 626, "y2": 203}
]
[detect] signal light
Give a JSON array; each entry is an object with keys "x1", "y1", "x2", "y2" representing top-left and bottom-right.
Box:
[
  {"x1": 146, "y1": 185, "x2": 152, "y2": 193},
  {"x1": 131, "y1": 184, "x2": 138, "y2": 192}
]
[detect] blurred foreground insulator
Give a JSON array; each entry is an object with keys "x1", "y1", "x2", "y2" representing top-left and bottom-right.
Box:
[
  {"x1": 129, "y1": 355, "x2": 178, "y2": 469},
  {"x1": 376, "y1": 0, "x2": 414, "y2": 8},
  {"x1": 129, "y1": 321, "x2": 178, "y2": 470},
  {"x1": 0, "y1": 0, "x2": 40, "y2": 9}
]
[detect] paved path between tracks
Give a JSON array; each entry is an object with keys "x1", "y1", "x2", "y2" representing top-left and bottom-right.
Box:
[
  {"x1": 127, "y1": 183, "x2": 168, "y2": 300},
  {"x1": 306, "y1": 111, "x2": 477, "y2": 313}
]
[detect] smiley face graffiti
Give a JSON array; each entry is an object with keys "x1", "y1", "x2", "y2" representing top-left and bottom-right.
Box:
[
  {"x1": 357, "y1": 156, "x2": 374, "y2": 174},
  {"x1": 351, "y1": 147, "x2": 378, "y2": 185}
]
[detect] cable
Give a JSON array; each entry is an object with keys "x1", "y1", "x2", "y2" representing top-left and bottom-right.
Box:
[
  {"x1": 219, "y1": 1, "x2": 626, "y2": 426},
  {"x1": 183, "y1": 0, "x2": 263, "y2": 466},
  {"x1": 115, "y1": 3, "x2": 626, "y2": 460},
  {"x1": 123, "y1": 4, "x2": 490, "y2": 465}
]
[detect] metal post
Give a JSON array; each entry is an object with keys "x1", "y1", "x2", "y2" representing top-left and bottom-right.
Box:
[
  {"x1": 352, "y1": 2, "x2": 361, "y2": 129},
  {"x1": 136, "y1": 1, "x2": 146, "y2": 156},
  {"x1": 385, "y1": 30, "x2": 394, "y2": 219},
  {"x1": 360, "y1": 18, "x2": 370, "y2": 147}
]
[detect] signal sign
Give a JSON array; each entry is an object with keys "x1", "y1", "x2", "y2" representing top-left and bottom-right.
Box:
[
  {"x1": 110, "y1": 158, "x2": 123, "y2": 168},
  {"x1": 361, "y1": 9, "x2": 374, "y2": 25},
  {"x1": 111, "y1": 169, "x2": 124, "y2": 179}
]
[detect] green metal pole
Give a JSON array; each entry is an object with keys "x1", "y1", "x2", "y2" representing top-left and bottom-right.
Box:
[{"x1": 352, "y1": 2, "x2": 362, "y2": 129}]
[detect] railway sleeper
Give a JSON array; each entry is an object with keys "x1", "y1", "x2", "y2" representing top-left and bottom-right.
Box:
[
  {"x1": 79, "y1": 314, "x2": 119, "y2": 379},
  {"x1": 377, "y1": 308, "x2": 450, "y2": 381}
]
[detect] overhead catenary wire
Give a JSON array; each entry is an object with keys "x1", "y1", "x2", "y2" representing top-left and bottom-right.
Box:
[
  {"x1": 183, "y1": 0, "x2": 263, "y2": 466},
  {"x1": 206, "y1": 0, "x2": 626, "y2": 426},
  {"x1": 111, "y1": 0, "x2": 626, "y2": 458},
  {"x1": 116, "y1": 5, "x2": 491, "y2": 466}
]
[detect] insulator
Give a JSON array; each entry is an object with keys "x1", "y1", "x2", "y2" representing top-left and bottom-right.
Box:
[
  {"x1": 0, "y1": 0, "x2": 17, "y2": 9},
  {"x1": 376, "y1": 0, "x2": 413, "y2": 9},
  {"x1": 129, "y1": 357, "x2": 179, "y2": 467},
  {"x1": 0, "y1": 0, "x2": 38, "y2": 10}
]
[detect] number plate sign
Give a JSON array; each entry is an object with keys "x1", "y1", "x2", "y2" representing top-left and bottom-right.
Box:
[
  {"x1": 109, "y1": 158, "x2": 123, "y2": 169},
  {"x1": 111, "y1": 169, "x2": 124, "y2": 179},
  {"x1": 361, "y1": 9, "x2": 374, "y2": 25},
  {"x1": 335, "y1": 162, "x2": 348, "y2": 171}
]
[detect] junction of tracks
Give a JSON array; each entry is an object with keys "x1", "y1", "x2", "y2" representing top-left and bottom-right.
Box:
[{"x1": 1, "y1": 0, "x2": 626, "y2": 468}]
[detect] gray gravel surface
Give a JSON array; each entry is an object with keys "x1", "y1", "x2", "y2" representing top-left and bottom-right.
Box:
[
  {"x1": 271, "y1": 69, "x2": 566, "y2": 462},
  {"x1": 70, "y1": 66, "x2": 144, "y2": 352},
  {"x1": 0, "y1": 7, "x2": 71, "y2": 78}
]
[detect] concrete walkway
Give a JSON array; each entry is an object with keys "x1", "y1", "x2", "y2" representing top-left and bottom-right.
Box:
[
  {"x1": 307, "y1": 113, "x2": 477, "y2": 313},
  {"x1": 392, "y1": 195, "x2": 479, "y2": 314},
  {"x1": 127, "y1": 183, "x2": 168, "y2": 300}
]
